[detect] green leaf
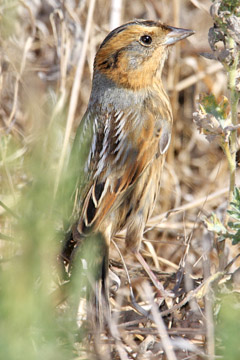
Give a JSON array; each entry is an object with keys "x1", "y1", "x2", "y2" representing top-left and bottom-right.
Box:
[
  {"x1": 219, "y1": 0, "x2": 240, "y2": 15},
  {"x1": 232, "y1": 229, "x2": 240, "y2": 245},
  {"x1": 205, "y1": 213, "x2": 228, "y2": 235},
  {"x1": 227, "y1": 210, "x2": 240, "y2": 221},
  {"x1": 200, "y1": 94, "x2": 230, "y2": 126},
  {"x1": 233, "y1": 187, "x2": 240, "y2": 203},
  {"x1": 228, "y1": 221, "x2": 240, "y2": 230},
  {"x1": 226, "y1": 187, "x2": 240, "y2": 245}
]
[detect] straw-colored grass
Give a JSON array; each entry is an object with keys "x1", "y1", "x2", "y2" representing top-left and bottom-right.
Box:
[{"x1": 0, "y1": 0, "x2": 239, "y2": 359}]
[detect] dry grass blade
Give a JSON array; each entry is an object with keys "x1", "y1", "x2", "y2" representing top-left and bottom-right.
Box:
[
  {"x1": 172, "y1": 62, "x2": 223, "y2": 92},
  {"x1": 54, "y1": 0, "x2": 96, "y2": 196},
  {"x1": 143, "y1": 282, "x2": 177, "y2": 360},
  {"x1": 1, "y1": 0, "x2": 239, "y2": 359},
  {"x1": 7, "y1": 36, "x2": 33, "y2": 127},
  {"x1": 147, "y1": 187, "x2": 229, "y2": 227},
  {"x1": 110, "y1": 0, "x2": 123, "y2": 30}
]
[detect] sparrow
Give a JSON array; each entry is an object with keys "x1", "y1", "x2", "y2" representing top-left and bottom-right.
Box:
[{"x1": 60, "y1": 19, "x2": 194, "y2": 323}]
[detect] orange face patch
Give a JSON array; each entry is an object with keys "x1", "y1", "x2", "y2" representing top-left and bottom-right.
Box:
[{"x1": 95, "y1": 24, "x2": 170, "y2": 90}]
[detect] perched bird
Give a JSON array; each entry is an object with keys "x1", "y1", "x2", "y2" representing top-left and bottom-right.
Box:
[{"x1": 61, "y1": 20, "x2": 194, "y2": 321}]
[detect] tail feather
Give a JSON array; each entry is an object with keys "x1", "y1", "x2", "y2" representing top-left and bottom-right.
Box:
[{"x1": 60, "y1": 229, "x2": 110, "y2": 328}]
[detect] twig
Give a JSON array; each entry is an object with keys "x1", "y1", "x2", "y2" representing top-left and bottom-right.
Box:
[
  {"x1": 203, "y1": 230, "x2": 215, "y2": 359},
  {"x1": 7, "y1": 36, "x2": 33, "y2": 127},
  {"x1": 171, "y1": 62, "x2": 223, "y2": 92},
  {"x1": 158, "y1": 271, "x2": 224, "y2": 318},
  {"x1": 205, "y1": 286, "x2": 215, "y2": 359},
  {"x1": 144, "y1": 282, "x2": 178, "y2": 360},
  {"x1": 147, "y1": 187, "x2": 228, "y2": 227},
  {"x1": 54, "y1": 0, "x2": 96, "y2": 197},
  {"x1": 189, "y1": 0, "x2": 210, "y2": 12},
  {"x1": 109, "y1": 0, "x2": 122, "y2": 30},
  {"x1": 111, "y1": 239, "x2": 152, "y2": 320},
  {"x1": 0, "y1": 200, "x2": 19, "y2": 219},
  {"x1": 226, "y1": 36, "x2": 239, "y2": 205}
]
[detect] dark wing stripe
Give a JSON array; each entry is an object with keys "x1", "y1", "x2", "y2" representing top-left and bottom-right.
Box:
[
  {"x1": 114, "y1": 178, "x2": 122, "y2": 193},
  {"x1": 94, "y1": 182, "x2": 105, "y2": 202},
  {"x1": 86, "y1": 196, "x2": 96, "y2": 225}
]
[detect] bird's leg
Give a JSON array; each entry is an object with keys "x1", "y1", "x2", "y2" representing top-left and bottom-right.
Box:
[
  {"x1": 111, "y1": 239, "x2": 154, "y2": 319},
  {"x1": 134, "y1": 251, "x2": 173, "y2": 298}
]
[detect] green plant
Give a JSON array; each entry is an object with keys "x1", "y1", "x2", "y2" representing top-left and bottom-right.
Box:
[{"x1": 194, "y1": 0, "x2": 240, "y2": 236}]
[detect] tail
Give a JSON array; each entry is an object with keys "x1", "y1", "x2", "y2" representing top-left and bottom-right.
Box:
[
  {"x1": 87, "y1": 236, "x2": 110, "y2": 329},
  {"x1": 60, "y1": 229, "x2": 110, "y2": 328},
  {"x1": 60, "y1": 226, "x2": 80, "y2": 277}
]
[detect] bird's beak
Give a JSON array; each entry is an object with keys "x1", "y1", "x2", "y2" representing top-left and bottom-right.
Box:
[{"x1": 163, "y1": 26, "x2": 195, "y2": 45}]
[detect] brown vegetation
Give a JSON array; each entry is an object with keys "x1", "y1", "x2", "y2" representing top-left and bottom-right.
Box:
[{"x1": 0, "y1": 1, "x2": 240, "y2": 359}]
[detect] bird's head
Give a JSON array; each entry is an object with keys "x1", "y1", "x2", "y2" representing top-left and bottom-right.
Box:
[{"x1": 94, "y1": 20, "x2": 194, "y2": 90}]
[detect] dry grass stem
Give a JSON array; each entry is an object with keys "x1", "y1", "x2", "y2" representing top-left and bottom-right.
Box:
[
  {"x1": 1, "y1": 0, "x2": 239, "y2": 358},
  {"x1": 54, "y1": 0, "x2": 96, "y2": 196}
]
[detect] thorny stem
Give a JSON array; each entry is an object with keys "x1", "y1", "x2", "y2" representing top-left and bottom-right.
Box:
[
  {"x1": 219, "y1": 36, "x2": 239, "y2": 267},
  {"x1": 221, "y1": 140, "x2": 236, "y2": 210},
  {"x1": 226, "y1": 36, "x2": 239, "y2": 206}
]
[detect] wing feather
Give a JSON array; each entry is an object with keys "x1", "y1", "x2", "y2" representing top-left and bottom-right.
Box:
[
  {"x1": 75, "y1": 106, "x2": 169, "y2": 233},
  {"x1": 64, "y1": 111, "x2": 95, "y2": 224}
]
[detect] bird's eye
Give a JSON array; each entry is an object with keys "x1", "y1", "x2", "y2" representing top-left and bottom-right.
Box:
[{"x1": 140, "y1": 35, "x2": 152, "y2": 45}]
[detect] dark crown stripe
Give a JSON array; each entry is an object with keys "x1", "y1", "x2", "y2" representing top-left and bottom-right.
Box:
[{"x1": 99, "y1": 20, "x2": 159, "y2": 48}]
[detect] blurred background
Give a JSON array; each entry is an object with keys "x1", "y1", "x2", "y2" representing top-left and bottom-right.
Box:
[{"x1": 0, "y1": 0, "x2": 239, "y2": 359}]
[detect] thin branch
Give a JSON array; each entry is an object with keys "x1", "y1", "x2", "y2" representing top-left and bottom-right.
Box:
[
  {"x1": 144, "y1": 282, "x2": 178, "y2": 360},
  {"x1": 7, "y1": 37, "x2": 33, "y2": 127}
]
